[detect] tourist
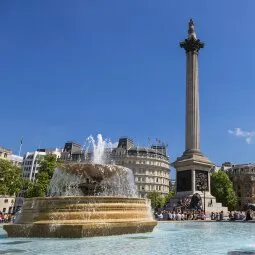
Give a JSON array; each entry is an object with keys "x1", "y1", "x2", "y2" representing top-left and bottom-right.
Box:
[
  {"x1": 163, "y1": 211, "x2": 168, "y2": 220},
  {"x1": 176, "y1": 212, "x2": 181, "y2": 221},
  {"x1": 246, "y1": 210, "x2": 253, "y2": 221},
  {"x1": 168, "y1": 211, "x2": 173, "y2": 220},
  {"x1": 234, "y1": 211, "x2": 239, "y2": 221},
  {"x1": 229, "y1": 211, "x2": 234, "y2": 221},
  {"x1": 158, "y1": 212, "x2": 163, "y2": 221},
  {"x1": 240, "y1": 211, "x2": 246, "y2": 220},
  {"x1": 219, "y1": 211, "x2": 224, "y2": 221}
]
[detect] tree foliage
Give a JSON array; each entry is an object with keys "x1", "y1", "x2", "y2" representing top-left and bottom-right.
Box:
[
  {"x1": 0, "y1": 159, "x2": 24, "y2": 196},
  {"x1": 147, "y1": 191, "x2": 174, "y2": 210},
  {"x1": 211, "y1": 171, "x2": 237, "y2": 211},
  {"x1": 26, "y1": 154, "x2": 60, "y2": 198}
]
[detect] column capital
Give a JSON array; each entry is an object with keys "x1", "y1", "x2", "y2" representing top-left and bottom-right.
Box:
[{"x1": 180, "y1": 37, "x2": 204, "y2": 53}]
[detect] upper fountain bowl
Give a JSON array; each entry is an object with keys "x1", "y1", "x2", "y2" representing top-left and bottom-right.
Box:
[{"x1": 49, "y1": 163, "x2": 137, "y2": 198}]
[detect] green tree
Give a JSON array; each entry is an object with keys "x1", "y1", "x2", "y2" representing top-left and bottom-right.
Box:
[
  {"x1": 163, "y1": 190, "x2": 175, "y2": 206},
  {"x1": 26, "y1": 154, "x2": 60, "y2": 198},
  {"x1": 0, "y1": 159, "x2": 24, "y2": 196},
  {"x1": 147, "y1": 191, "x2": 166, "y2": 210},
  {"x1": 211, "y1": 171, "x2": 237, "y2": 211}
]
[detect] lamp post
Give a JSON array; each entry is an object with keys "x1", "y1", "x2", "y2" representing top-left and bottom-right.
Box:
[
  {"x1": 200, "y1": 175, "x2": 207, "y2": 216},
  {"x1": 203, "y1": 185, "x2": 206, "y2": 215}
]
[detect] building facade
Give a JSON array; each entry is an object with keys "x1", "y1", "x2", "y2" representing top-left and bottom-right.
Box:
[
  {"x1": 7, "y1": 154, "x2": 23, "y2": 167},
  {"x1": 0, "y1": 147, "x2": 23, "y2": 214},
  {"x1": 111, "y1": 138, "x2": 170, "y2": 197},
  {"x1": 22, "y1": 148, "x2": 62, "y2": 181},
  {"x1": 0, "y1": 147, "x2": 12, "y2": 160},
  {"x1": 0, "y1": 146, "x2": 23, "y2": 167},
  {"x1": 0, "y1": 196, "x2": 15, "y2": 214},
  {"x1": 228, "y1": 164, "x2": 255, "y2": 210}
]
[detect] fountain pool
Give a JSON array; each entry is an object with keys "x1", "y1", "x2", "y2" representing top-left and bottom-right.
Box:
[{"x1": 1, "y1": 222, "x2": 255, "y2": 254}]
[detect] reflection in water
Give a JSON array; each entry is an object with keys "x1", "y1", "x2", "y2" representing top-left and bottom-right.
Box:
[
  {"x1": 0, "y1": 249, "x2": 25, "y2": 254},
  {"x1": 228, "y1": 251, "x2": 255, "y2": 254},
  {"x1": 127, "y1": 236, "x2": 153, "y2": 240},
  {"x1": 2, "y1": 241, "x2": 32, "y2": 245}
]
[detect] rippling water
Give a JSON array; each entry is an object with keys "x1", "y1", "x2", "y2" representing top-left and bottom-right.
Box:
[{"x1": 1, "y1": 222, "x2": 255, "y2": 255}]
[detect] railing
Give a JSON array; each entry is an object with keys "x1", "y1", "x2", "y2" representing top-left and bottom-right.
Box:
[{"x1": 111, "y1": 154, "x2": 169, "y2": 162}]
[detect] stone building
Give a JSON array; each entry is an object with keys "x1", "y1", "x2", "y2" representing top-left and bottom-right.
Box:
[
  {"x1": 0, "y1": 147, "x2": 23, "y2": 214},
  {"x1": 0, "y1": 196, "x2": 15, "y2": 214},
  {"x1": 110, "y1": 137, "x2": 170, "y2": 197},
  {"x1": 22, "y1": 148, "x2": 62, "y2": 181},
  {"x1": 228, "y1": 164, "x2": 255, "y2": 210},
  {"x1": 0, "y1": 146, "x2": 23, "y2": 167},
  {"x1": 0, "y1": 146, "x2": 12, "y2": 160}
]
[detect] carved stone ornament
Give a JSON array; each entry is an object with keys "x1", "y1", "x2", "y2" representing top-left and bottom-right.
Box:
[
  {"x1": 195, "y1": 170, "x2": 208, "y2": 191},
  {"x1": 180, "y1": 37, "x2": 204, "y2": 53}
]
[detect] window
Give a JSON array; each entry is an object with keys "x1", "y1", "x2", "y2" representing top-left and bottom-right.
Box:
[
  {"x1": 4, "y1": 199, "x2": 8, "y2": 203},
  {"x1": 3, "y1": 208, "x2": 6, "y2": 213}
]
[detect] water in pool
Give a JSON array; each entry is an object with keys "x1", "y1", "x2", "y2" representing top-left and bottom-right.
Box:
[{"x1": 1, "y1": 222, "x2": 255, "y2": 255}]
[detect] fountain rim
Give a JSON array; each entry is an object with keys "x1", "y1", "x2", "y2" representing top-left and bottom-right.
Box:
[{"x1": 24, "y1": 196, "x2": 148, "y2": 201}]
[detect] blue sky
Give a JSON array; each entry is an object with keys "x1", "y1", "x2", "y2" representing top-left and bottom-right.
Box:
[{"x1": 1, "y1": 1, "x2": 255, "y2": 177}]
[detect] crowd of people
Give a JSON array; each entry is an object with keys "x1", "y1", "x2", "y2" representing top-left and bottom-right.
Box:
[
  {"x1": 155, "y1": 210, "x2": 207, "y2": 221},
  {"x1": 155, "y1": 209, "x2": 254, "y2": 221},
  {"x1": 228, "y1": 210, "x2": 253, "y2": 221},
  {"x1": 0, "y1": 212, "x2": 15, "y2": 223}
]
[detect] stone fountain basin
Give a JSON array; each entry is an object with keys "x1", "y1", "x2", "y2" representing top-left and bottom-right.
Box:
[
  {"x1": 4, "y1": 196, "x2": 157, "y2": 238},
  {"x1": 62, "y1": 163, "x2": 128, "y2": 182}
]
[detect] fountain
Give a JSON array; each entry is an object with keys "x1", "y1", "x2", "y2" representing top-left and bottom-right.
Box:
[{"x1": 4, "y1": 134, "x2": 157, "y2": 238}]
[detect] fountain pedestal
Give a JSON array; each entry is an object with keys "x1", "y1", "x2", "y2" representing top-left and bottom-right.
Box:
[{"x1": 4, "y1": 196, "x2": 157, "y2": 238}]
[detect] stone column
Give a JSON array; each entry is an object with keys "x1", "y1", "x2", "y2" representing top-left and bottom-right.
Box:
[
  {"x1": 185, "y1": 51, "x2": 200, "y2": 151},
  {"x1": 180, "y1": 19, "x2": 204, "y2": 155}
]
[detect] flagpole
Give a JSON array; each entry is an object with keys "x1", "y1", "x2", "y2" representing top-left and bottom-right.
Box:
[{"x1": 19, "y1": 138, "x2": 23, "y2": 157}]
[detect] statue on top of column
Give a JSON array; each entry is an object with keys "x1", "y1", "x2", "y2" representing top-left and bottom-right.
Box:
[{"x1": 188, "y1": 18, "x2": 196, "y2": 39}]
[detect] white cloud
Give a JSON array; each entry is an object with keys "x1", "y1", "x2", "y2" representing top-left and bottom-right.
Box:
[
  {"x1": 228, "y1": 128, "x2": 255, "y2": 144},
  {"x1": 246, "y1": 137, "x2": 252, "y2": 144}
]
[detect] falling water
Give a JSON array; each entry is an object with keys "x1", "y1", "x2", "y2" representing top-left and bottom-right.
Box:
[
  {"x1": 48, "y1": 168, "x2": 84, "y2": 197},
  {"x1": 48, "y1": 134, "x2": 137, "y2": 197},
  {"x1": 48, "y1": 164, "x2": 137, "y2": 197},
  {"x1": 85, "y1": 134, "x2": 115, "y2": 164}
]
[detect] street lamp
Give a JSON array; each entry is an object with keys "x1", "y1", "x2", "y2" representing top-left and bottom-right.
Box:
[
  {"x1": 202, "y1": 185, "x2": 206, "y2": 215},
  {"x1": 200, "y1": 175, "x2": 207, "y2": 215}
]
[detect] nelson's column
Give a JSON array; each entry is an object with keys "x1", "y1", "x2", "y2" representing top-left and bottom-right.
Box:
[{"x1": 170, "y1": 19, "x2": 227, "y2": 213}]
